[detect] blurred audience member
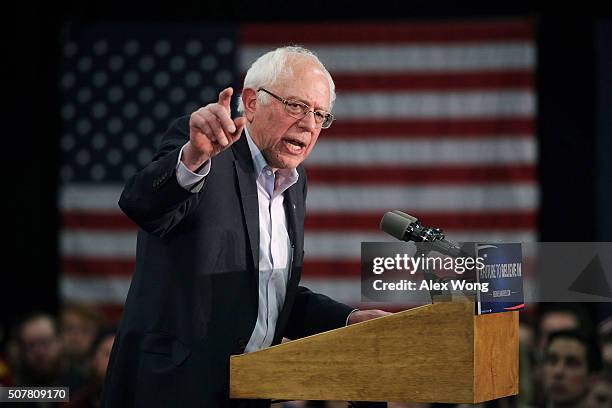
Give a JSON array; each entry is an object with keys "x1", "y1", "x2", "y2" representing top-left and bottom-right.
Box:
[
  {"x1": 599, "y1": 331, "x2": 612, "y2": 379},
  {"x1": 518, "y1": 318, "x2": 536, "y2": 406},
  {"x1": 543, "y1": 330, "x2": 601, "y2": 408},
  {"x1": 520, "y1": 319, "x2": 535, "y2": 351},
  {"x1": 14, "y1": 313, "x2": 65, "y2": 387},
  {"x1": 583, "y1": 376, "x2": 612, "y2": 408},
  {"x1": 60, "y1": 303, "x2": 105, "y2": 376},
  {"x1": 532, "y1": 304, "x2": 595, "y2": 407},
  {"x1": 66, "y1": 328, "x2": 116, "y2": 408},
  {"x1": 536, "y1": 304, "x2": 594, "y2": 354}
]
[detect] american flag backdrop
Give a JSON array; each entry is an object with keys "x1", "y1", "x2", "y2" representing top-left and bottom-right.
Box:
[{"x1": 59, "y1": 20, "x2": 537, "y2": 320}]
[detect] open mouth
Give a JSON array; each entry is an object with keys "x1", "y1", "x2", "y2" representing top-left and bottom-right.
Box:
[{"x1": 283, "y1": 137, "x2": 306, "y2": 154}]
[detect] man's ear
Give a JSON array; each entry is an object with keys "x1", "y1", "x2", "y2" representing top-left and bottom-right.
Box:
[{"x1": 241, "y1": 88, "x2": 258, "y2": 121}]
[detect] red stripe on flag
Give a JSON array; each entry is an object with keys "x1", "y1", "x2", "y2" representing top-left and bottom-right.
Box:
[
  {"x1": 241, "y1": 21, "x2": 533, "y2": 44},
  {"x1": 97, "y1": 301, "x2": 408, "y2": 321},
  {"x1": 80, "y1": 301, "x2": 415, "y2": 322},
  {"x1": 305, "y1": 211, "x2": 537, "y2": 231},
  {"x1": 303, "y1": 261, "x2": 361, "y2": 277},
  {"x1": 62, "y1": 257, "x2": 537, "y2": 279},
  {"x1": 62, "y1": 210, "x2": 537, "y2": 232},
  {"x1": 62, "y1": 212, "x2": 135, "y2": 230},
  {"x1": 97, "y1": 303, "x2": 124, "y2": 324},
  {"x1": 333, "y1": 71, "x2": 534, "y2": 91},
  {"x1": 303, "y1": 258, "x2": 536, "y2": 278},
  {"x1": 84, "y1": 301, "x2": 527, "y2": 323},
  {"x1": 323, "y1": 119, "x2": 534, "y2": 137},
  {"x1": 305, "y1": 165, "x2": 536, "y2": 184},
  {"x1": 62, "y1": 258, "x2": 360, "y2": 278},
  {"x1": 63, "y1": 258, "x2": 135, "y2": 277}
]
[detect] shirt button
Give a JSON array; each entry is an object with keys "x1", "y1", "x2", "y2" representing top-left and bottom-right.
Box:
[{"x1": 266, "y1": 170, "x2": 272, "y2": 176}]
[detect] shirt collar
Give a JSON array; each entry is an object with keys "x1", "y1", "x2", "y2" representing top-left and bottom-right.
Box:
[{"x1": 244, "y1": 126, "x2": 299, "y2": 189}]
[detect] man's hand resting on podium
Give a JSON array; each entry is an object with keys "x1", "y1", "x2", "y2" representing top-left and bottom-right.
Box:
[{"x1": 347, "y1": 309, "x2": 392, "y2": 325}]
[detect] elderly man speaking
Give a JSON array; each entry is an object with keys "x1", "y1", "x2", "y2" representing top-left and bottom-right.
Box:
[{"x1": 101, "y1": 46, "x2": 389, "y2": 408}]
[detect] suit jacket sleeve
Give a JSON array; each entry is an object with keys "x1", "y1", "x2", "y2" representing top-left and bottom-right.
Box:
[
  {"x1": 284, "y1": 286, "x2": 354, "y2": 339},
  {"x1": 283, "y1": 169, "x2": 354, "y2": 339},
  {"x1": 118, "y1": 116, "x2": 203, "y2": 237}
]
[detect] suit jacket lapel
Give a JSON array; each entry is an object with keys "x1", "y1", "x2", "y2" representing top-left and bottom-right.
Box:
[
  {"x1": 283, "y1": 186, "x2": 298, "y2": 246},
  {"x1": 232, "y1": 135, "x2": 259, "y2": 272}
]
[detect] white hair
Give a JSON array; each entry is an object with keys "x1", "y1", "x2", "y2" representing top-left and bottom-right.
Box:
[{"x1": 236, "y1": 45, "x2": 335, "y2": 114}]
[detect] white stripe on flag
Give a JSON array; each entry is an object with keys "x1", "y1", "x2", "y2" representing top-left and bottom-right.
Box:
[
  {"x1": 304, "y1": 231, "x2": 536, "y2": 259},
  {"x1": 61, "y1": 276, "x2": 131, "y2": 303},
  {"x1": 61, "y1": 230, "x2": 536, "y2": 259},
  {"x1": 60, "y1": 276, "x2": 361, "y2": 305},
  {"x1": 240, "y1": 43, "x2": 535, "y2": 72},
  {"x1": 309, "y1": 138, "x2": 536, "y2": 165},
  {"x1": 60, "y1": 275, "x2": 537, "y2": 306},
  {"x1": 62, "y1": 230, "x2": 136, "y2": 258},
  {"x1": 307, "y1": 184, "x2": 538, "y2": 212},
  {"x1": 332, "y1": 91, "x2": 534, "y2": 119},
  {"x1": 61, "y1": 183, "x2": 538, "y2": 212},
  {"x1": 60, "y1": 184, "x2": 122, "y2": 212}
]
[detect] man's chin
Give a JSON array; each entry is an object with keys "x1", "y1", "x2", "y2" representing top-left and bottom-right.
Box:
[{"x1": 264, "y1": 151, "x2": 304, "y2": 170}]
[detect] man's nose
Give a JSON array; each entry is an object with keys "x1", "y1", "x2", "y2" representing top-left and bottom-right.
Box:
[{"x1": 298, "y1": 110, "x2": 317, "y2": 131}]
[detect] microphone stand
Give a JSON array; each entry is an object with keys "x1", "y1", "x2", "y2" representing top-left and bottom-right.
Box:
[
  {"x1": 409, "y1": 225, "x2": 476, "y2": 304},
  {"x1": 413, "y1": 244, "x2": 452, "y2": 304}
]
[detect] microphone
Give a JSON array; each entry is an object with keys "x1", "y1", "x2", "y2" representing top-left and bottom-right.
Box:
[{"x1": 379, "y1": 210, "x2": 462, "y2": 257}]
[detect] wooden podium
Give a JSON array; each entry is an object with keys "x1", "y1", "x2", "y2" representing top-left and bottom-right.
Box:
[{"x1": 230, "y1": 301, "x2": 518, "y2": 404}]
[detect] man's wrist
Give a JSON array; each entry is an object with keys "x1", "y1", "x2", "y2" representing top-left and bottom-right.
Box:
[
  {"x1": 176, "y1": 143, "x2": 211, "y2": 190},
  {"x1": 182, "y1": 142, "x2": 210, "y2": 172}
]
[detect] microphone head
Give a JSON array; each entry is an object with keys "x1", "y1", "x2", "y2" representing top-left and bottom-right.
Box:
[
  {"x1": 390, "y1": 210, "x2": 418, "y2": 224},
  {"x1": 380, "y1": 211, "x2": 416, "y2": 241}
]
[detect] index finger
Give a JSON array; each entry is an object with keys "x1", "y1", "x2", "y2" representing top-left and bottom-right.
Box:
[{"x1": 218, "y1": 87, "x2": 233, "y2": 112}]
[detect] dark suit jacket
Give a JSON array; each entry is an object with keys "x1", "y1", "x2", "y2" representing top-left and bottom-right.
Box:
[{"x1": 101, "y1": 116, "x2": 354, "y2": 408}]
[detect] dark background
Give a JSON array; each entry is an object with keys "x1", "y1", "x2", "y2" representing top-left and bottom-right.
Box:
[{"x1": 4, "y1": 2, "x2": 611, "y2": 339}]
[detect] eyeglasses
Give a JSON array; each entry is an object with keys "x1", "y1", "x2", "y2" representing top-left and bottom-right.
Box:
[{"x1": 258, "y1": 88, "x2": 334, "y2": 129}]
